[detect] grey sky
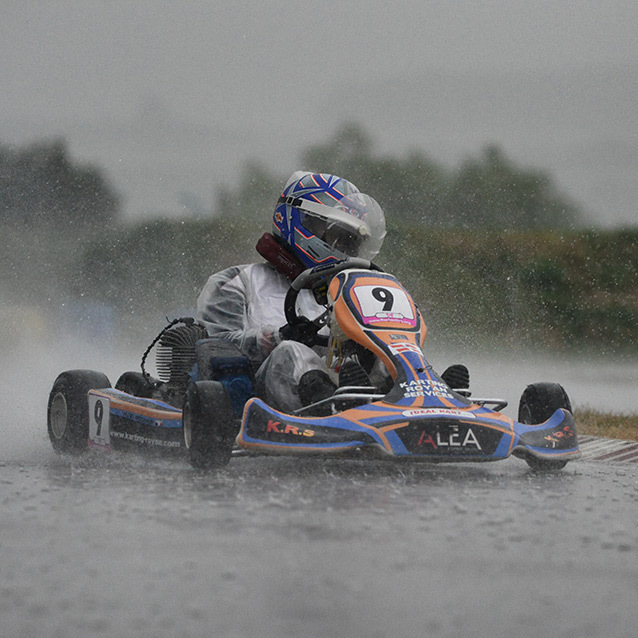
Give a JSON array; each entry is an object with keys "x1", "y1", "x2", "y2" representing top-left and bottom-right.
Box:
[{"x1": 2, "y1": 1, "x2": 637, "y2": 225}]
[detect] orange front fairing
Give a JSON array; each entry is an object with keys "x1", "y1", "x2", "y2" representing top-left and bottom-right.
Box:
[
  {"x1": 328, "y1": 270, "x2": 426, "y2": 379},
  {"x1": 238, "y1": 394, "x2": 579, "y2": 462},
  {"x1": 238, "y1": 396, "x2": 517, "y2": 459},
  {"x1": 329, "y1": 272, "x2": 423, "y2": 333}
]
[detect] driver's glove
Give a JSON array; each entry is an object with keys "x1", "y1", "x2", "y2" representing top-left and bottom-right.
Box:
[
  {"x1": 279, "y1": 317, "x2": 319, "y2": 347},
  {"x1": 257, "y1": 325, "x2": 282, "y2": 356}
]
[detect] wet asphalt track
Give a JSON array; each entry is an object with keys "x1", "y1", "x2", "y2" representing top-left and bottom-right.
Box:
[
  {"x1": 1, "y1": 445, "x2": 637, "y2": 638},
  {"x1": 1, "y1": 344, "x2": 636, "y2": 637}
]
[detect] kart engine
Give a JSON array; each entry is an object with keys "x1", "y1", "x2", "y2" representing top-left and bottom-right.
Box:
[{"x1": 146, "y1": 318, "x2": 208, "y2": 390}]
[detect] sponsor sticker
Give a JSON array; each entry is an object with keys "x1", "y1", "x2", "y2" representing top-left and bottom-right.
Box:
[
  {"x1": 389, "y1": 342, "x2": 423, "y2": 356},
  {"x1": 399, "y1": 378, "x2": 454, "y2": 400},
  {"x1": 543, "y1": 424, "x2": 575, "y2": 448},
  {"x1": 266, "y1": 419, "x2": 315, "y2": 438},
  {"x1": 402, "y1": 408, "x2": 475, "y2": 419},
  {"x1": 110, "y1": 431, "x2": 181, "y2": 448},
  {"x1": 417, "y1": 427, "x2": 482, "y2": 450}
]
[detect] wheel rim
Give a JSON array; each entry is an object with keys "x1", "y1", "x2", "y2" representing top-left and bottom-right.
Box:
[
  {"x1": 182, "y1": 402, "x2": 192, "y2": 449},
  {"x1": 50, "y1": 393, "x2": 68, "y2": 439}
]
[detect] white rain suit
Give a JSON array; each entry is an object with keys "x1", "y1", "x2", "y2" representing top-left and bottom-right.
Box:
[{"x1": 196, "y1": 262, "x2": 335, "y2": 411}]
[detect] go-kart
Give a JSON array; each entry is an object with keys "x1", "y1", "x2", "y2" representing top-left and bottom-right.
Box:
[{"x1": 47, "y1": 260, "x2": 580, "y2": 472}]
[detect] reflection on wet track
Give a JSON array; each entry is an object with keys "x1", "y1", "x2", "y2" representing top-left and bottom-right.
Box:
[{"x1": 1, "y1": 446, "x2": 636, "y2": 638}]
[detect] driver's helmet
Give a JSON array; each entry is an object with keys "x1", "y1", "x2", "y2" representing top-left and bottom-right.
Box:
[{"x1": 272, "y1": 171, "x2": 386, "y2": 269}]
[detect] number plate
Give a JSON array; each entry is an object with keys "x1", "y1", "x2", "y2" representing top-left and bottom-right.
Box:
[
  {"x1": 88, "y1": 393, "x2": 111, "y2": 448},
  {"x1": 353, "y1": 284, "x2": 416, "y2": 327}
]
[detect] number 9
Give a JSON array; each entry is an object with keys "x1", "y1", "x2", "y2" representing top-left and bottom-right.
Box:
[{"x1": 372, "y1": 287, "x2": 394, "y2": 311}]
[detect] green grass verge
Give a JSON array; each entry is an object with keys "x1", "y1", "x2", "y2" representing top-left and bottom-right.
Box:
[{"x1": 574, "y1": 409, "x2": 638, "y2": 442}]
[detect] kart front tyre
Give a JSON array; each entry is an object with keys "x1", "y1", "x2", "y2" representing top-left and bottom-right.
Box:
[
  {"x1": 47, "y1": 370, "x2": 111, "y2": 453},
  {"x1": 518, "y1": 382, "x2": 573, "y2": 472},
  {"x1": 183, "y1": 381, "x2": 236, "y2": 470}
]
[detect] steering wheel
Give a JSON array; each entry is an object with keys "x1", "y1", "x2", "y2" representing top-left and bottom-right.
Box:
[{"x1": 282, "y1": 259, "x2": 382, "y2": 348}]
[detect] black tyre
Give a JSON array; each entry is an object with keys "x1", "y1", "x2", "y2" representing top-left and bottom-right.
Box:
[
  {"x1": 115, "y1": 371, "x2": 156, "y2": 398},
  {"x1": 47, "y1": 370, "x2": 111, "y2": 453},
  {"x1": 518, "y1": 382, "x2": 572, "y2": 424},
  {"x1": 518, "y1": 382, "x2": 572, "y2": 471},
  {"x1": 183, "y1": 381, "x2": 237, "y2": 470}
]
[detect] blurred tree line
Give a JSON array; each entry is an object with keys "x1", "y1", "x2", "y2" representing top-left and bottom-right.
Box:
[
  {"x1": 215, "y1": 122, "x2": 580, "y2": 230},
  {"x1": 2, "y1": 127, "x2": 636, "y2": 355},
  {"x1": 68, "y1": 222, "x2": 638, "y2": 354},
  {"x1": 1, "y1": 139, "x2": 119, "y2": 229},
  {"x1": 0, "y1": 123, "x2": 579, "y2": 235},
  {"x1": 1, "y1": 139, "x2": 120, "y2": 313}
]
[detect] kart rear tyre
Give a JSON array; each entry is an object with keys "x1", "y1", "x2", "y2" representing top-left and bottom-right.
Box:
[
  {"x1": 518, "y1": 382, "x2": 572, "y2": 471},
  {"x1": 47, "y1": 370, "x2": 111, "y2": 453},
  {"x1": 115, "y1": 371, "x2": 157, "y2": 398},
  {"x1": 183, "y1": 381, "x2": 237, "y2": 470}
]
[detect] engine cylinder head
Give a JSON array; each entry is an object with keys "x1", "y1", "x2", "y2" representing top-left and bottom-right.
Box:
[{"x1": 156, "y1": 322, "x2": 208, "y2": 386}]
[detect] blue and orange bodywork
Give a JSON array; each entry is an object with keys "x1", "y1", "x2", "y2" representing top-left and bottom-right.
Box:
[
  {"x1": 79, "y1": 267, "x2": 579, "y2": 467},
  {"x1": 237, "y1": 269, "x2": 580, "y2": 464}
]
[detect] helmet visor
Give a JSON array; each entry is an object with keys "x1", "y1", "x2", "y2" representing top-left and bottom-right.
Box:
[
  {"x1": 298, "y1": 192, "x2": 386, "y2": 260},
  {"x1": 300, "y1": 213, "x2": 364, "y2": 256}
]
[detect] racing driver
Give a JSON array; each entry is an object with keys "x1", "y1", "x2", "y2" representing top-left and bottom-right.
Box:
[{"x1": 197, "y1": 171, "x2": 467, "y2": 412}]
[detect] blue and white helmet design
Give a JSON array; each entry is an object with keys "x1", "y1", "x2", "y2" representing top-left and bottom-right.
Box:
[{"x1": 272, "y1": 171, "x2": 386, "y2": 269}]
